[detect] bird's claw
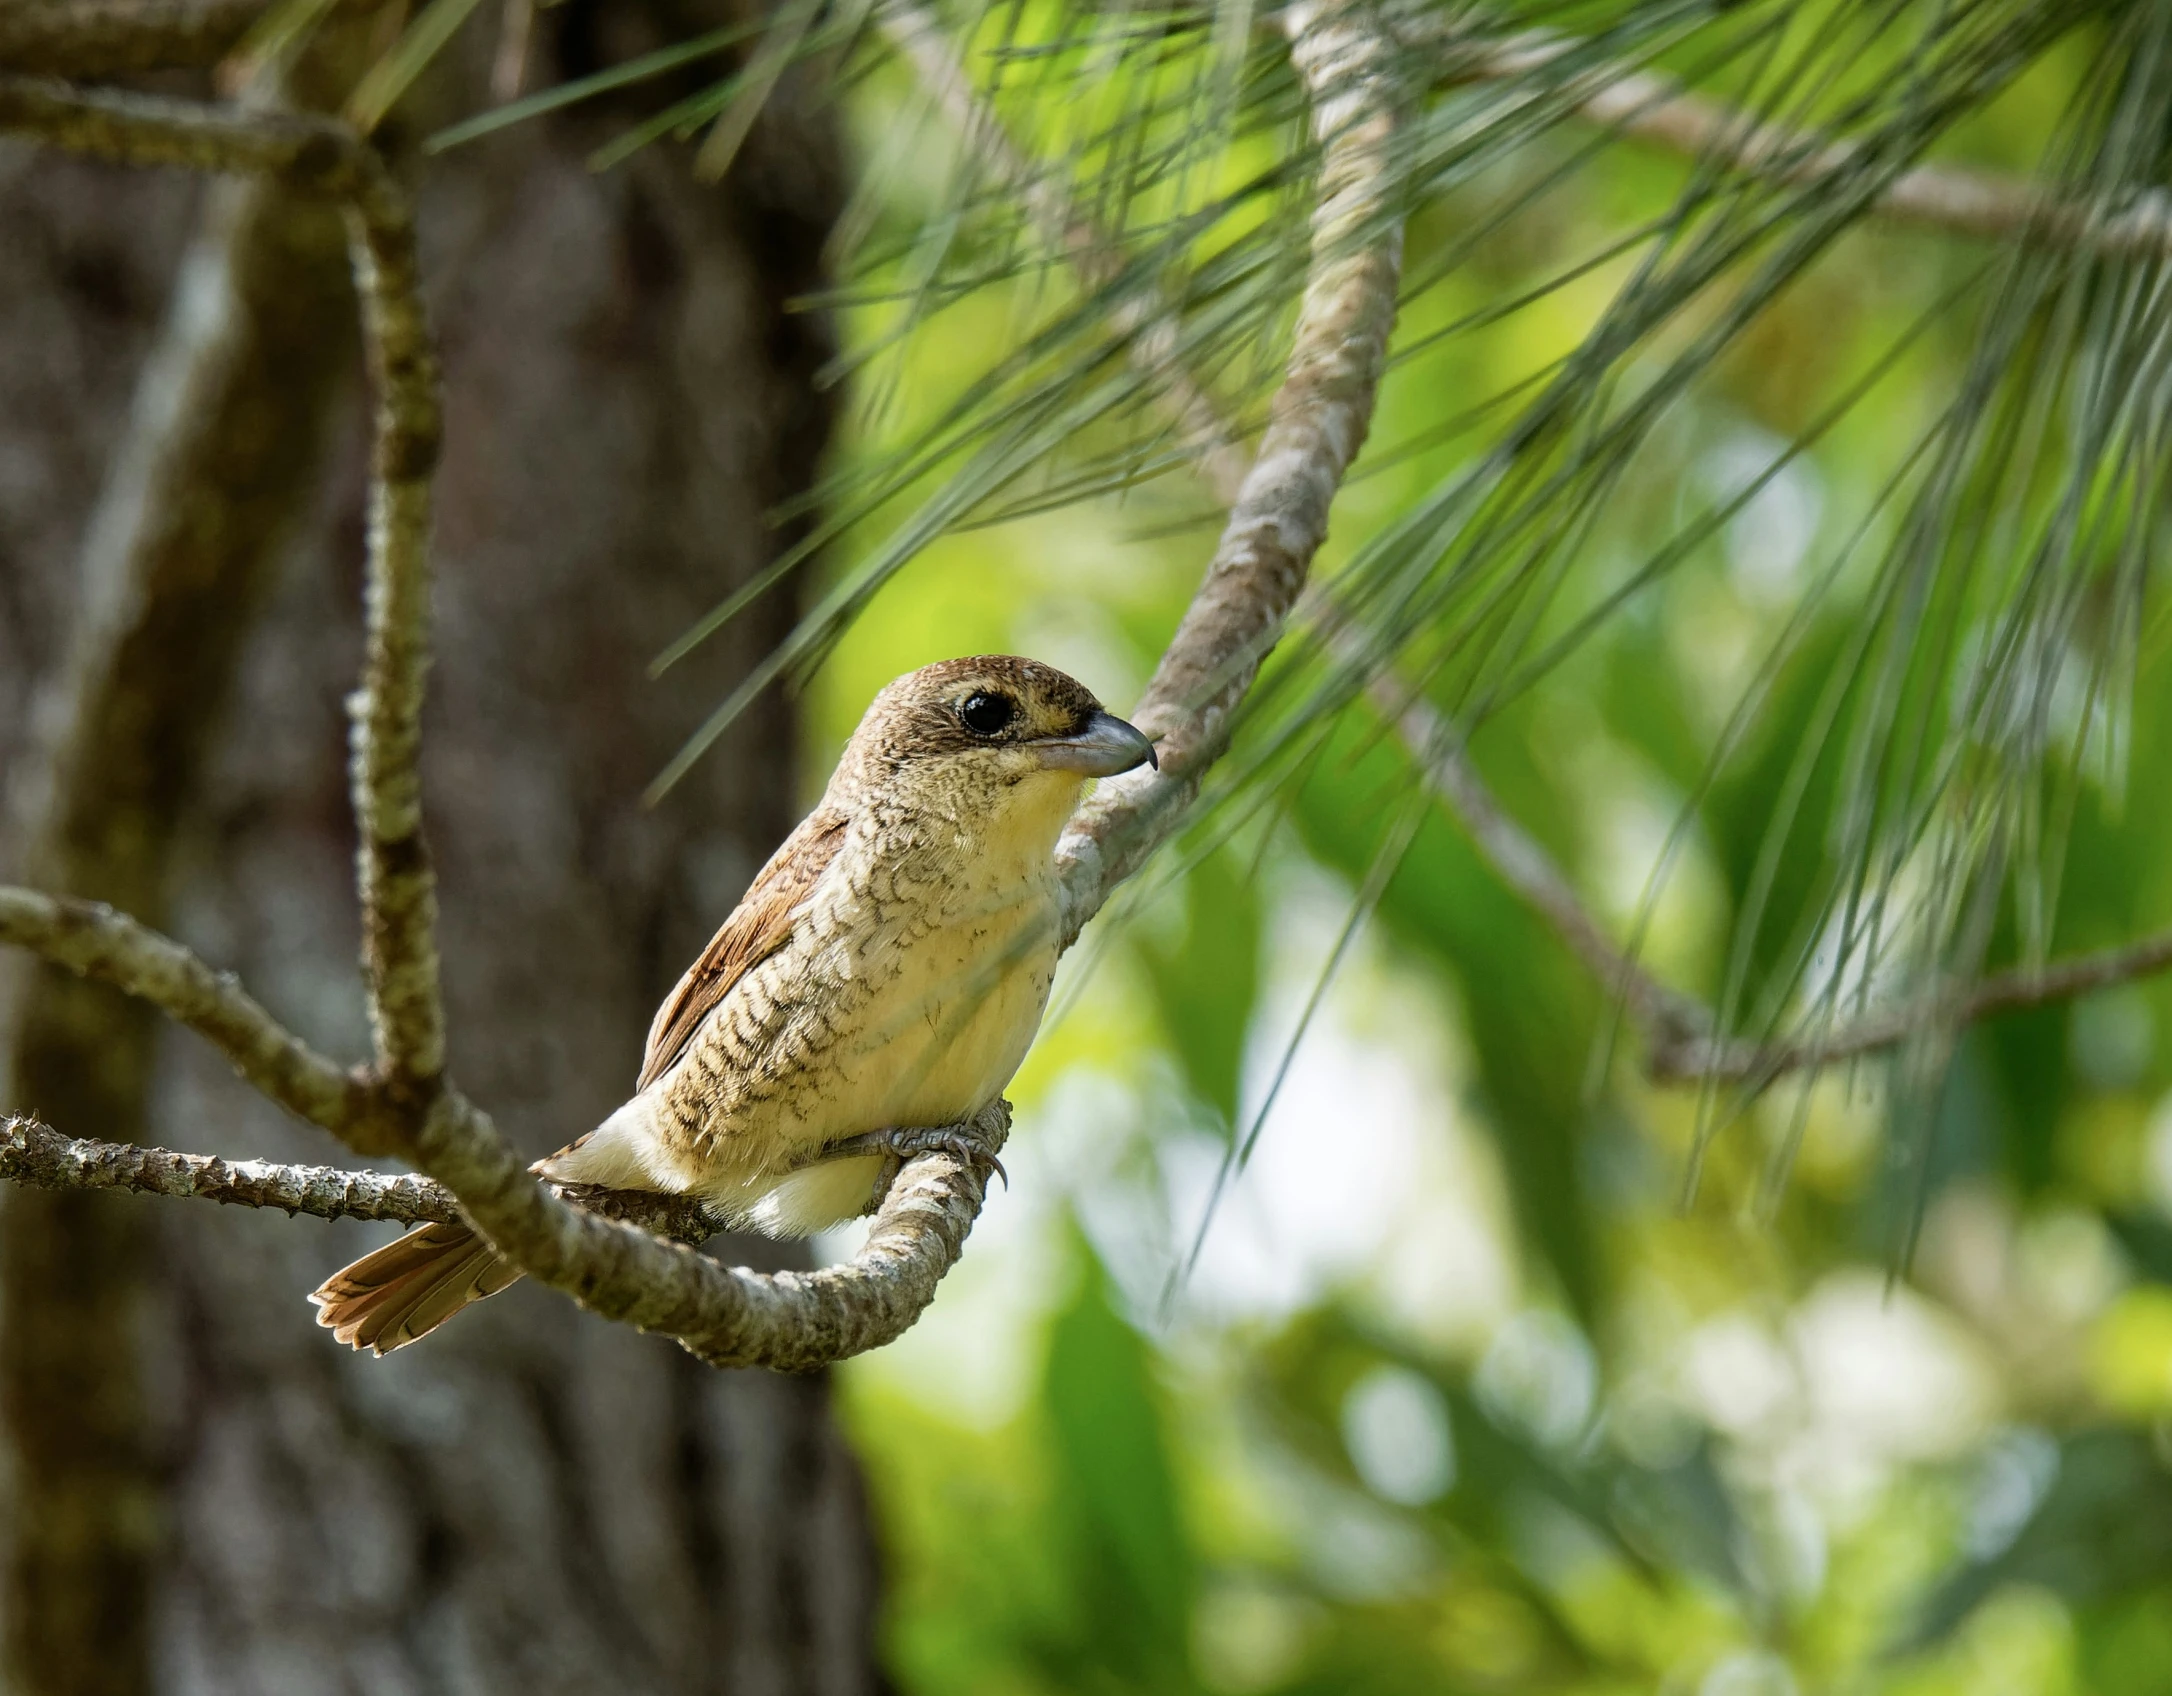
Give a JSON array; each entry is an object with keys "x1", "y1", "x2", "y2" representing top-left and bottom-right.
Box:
[
  {"x1": 889, "y1": 1125, "x2": 1007, "y2": 1190},
  {"x1": 810, "y1": 1122, "x2": 1009, "y2": 1190}
]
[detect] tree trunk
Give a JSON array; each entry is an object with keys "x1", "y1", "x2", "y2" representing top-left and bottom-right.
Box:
[
  {"x1": 0, "y1": 12, "x2": 883, "y2": 1693},
  {"x1": 0, "y1": 36, "x2": 365, "y2": 1688}
]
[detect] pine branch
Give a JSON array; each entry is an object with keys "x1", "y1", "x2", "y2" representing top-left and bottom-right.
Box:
[
  {"x1": 881, "y1": 9, "x2": 2172, "y2": 1091},
  {"x1": 407, "y1": 1090, "x2": 1013, "y2": 1370},
  {"x1": 0, "y1": 886, "x2": 386, "y2": 1143},
  {"x1": 1650, "y1": 928, "x2": 2172, "y2": 1084},
  {"x1": 1370, "y1": 677, "x2": 1709, "y2": 1046},
  {"x1": 345, "y1": 170, "x2": 445, "y2": 1094},
  {"x1": 1369, "y1": 650, "x2": 2172, "y2": 1086},
  {"x1": 1434, "y1": 20, "x2": 2172, "y2": 258},
  {"x1": 0, "y1": 1113, "x2": 460, "y2": 1224},
  {"x1": 873, "y1": 0, "x2": 1253, "y2": 508},
  {"x1": 1055, "y1": 0, "x2": 1411, "y2": 941}
]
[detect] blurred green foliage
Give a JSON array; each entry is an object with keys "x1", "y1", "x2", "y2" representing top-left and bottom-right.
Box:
[{"x1": 729, "y1": 5, "x2": 2172, "y2": 1693}]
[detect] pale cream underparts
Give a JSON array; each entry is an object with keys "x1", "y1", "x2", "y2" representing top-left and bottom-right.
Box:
[{"x1": 542, "y1": 759, "x2": 1085, "y2": 1235}]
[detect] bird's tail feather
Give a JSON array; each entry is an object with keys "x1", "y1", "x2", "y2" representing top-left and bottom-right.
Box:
[{"x1": 309, "y1": 1222, "x2": 523, "y2": 1353}]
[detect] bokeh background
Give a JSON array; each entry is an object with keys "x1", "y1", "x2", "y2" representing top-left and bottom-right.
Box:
[
  {"x1": 10, "y1": 3, "x2": 2172, "y2": 1693},
  {"x1": 789, "y1": 20, "x2": 2172, "y2": 1693}
]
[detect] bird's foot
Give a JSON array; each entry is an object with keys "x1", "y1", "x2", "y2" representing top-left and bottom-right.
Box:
[{"x1": 809, "y1": 1122, "x2": 1009, "y2": 1193}]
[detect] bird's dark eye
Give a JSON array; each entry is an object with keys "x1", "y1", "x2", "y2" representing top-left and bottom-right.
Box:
[{"x1": 958, "y1": 691, "x2": 1016, "y2": 737}]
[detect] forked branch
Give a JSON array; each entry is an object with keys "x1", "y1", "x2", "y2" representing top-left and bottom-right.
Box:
[
  {"x1": 0, "y1": 74, "x2": 446, "y2": 1092},
  {"x1": 0, "y1": 869, "x2": 1015, "y2": 1367}
]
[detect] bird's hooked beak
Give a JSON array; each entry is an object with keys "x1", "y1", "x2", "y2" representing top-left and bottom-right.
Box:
[{"x1": 1033, "y1": 709, "x2": 1158, "y2": 777}]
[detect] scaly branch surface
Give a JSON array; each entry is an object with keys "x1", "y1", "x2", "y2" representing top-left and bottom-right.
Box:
[
  {"x1": 0, "y1": 1113, "x2": 727, "y2": 1239},
  {"x1": 1, "y1": 1114, "x2": 460, "y2": 1224},
  {"x1": 406, "y1": 1091, "x2": 1013, "y2": 1370},
  {"x1": 343, "y1": 134, "x2": 445, "y2": 1092},
  {"x1": 0, "y1": 887, "x2": 381, "y2": 1141}
]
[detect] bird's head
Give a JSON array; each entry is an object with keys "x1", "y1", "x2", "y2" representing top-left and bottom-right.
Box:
[{"x1": 837, "y1": 656, "x2": 1157, "y2": 821}]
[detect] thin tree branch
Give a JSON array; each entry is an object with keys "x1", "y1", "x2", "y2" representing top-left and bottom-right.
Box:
[
  {"x1": 1054, "y1": 0, "x2": 1411, "y2": 942},
  {"x1": 0, "y1": 0, "x2": 271, "y2": 77},
  {"x1": 0, "y1": 885, "x2": 384, "y2": 1144},
  {"x1": 1370, "y1": 678, "x2": 1709, "y2": 1045},
  {"x1": 0, "y1": 1114, "x2": 726, "y2": 1237},
  {"x1": 1352, "y1": 628, "x2": 2172, "y2": 1089},
  {"x1": 341, "y1": 132, "x2": 445, "y2": 1092},
  {"x1": 0, "y1": 72, "x2": 344, "y2": 172},
  {"x1": 406, "y1": 1091, "x2": 1012, "y2": 1370},
  {"x1": 1431, "y1": 22, "x2": 2172, "y2": 259},
  {"x1": 1649, "y1": 928, "x2": 2172, "y2": 1084},
  {"x1": 1, "y1": 1113, "x2": 460, "y2": 1224}
]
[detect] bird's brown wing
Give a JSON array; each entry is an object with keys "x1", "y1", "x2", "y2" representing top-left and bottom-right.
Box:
[{"x1": 635, "y1": 806, "x2": 850, "y2": 1090}]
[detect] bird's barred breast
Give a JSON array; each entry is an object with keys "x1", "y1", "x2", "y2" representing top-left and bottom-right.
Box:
[{"x1": 653, "y1": 797, "x2": 1064, "y2": 1200}]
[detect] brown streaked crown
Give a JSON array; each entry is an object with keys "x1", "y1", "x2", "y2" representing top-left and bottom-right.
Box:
[{"x1": 846, "y1": 656, "x2": 1107, "y2": 774}]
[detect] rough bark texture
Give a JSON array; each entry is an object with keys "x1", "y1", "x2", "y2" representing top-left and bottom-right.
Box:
[
  {"x1": 0, "y1": 1113, "x2": 732, "y2": 1236},
  {"x1": 0, "y1": 139, "x2": 175, "y2": 1696},
  {"x1": 0, "y1": 6, "x2": 884, "y2": 1690}
]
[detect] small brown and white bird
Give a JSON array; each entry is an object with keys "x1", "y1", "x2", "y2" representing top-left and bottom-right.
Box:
[{"x1": 311, "y1": 656, "x2": 1155, "y2": 1352}]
